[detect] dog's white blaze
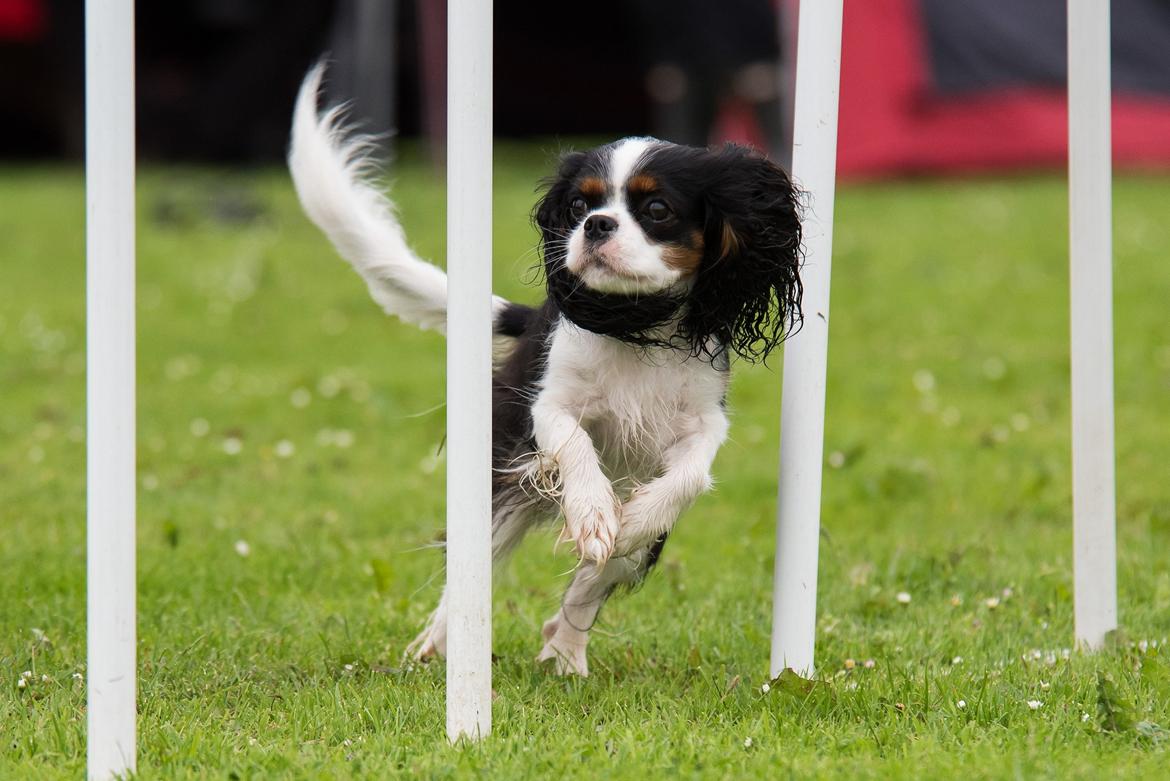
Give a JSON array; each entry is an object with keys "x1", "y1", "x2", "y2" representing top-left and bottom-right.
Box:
[{"x1": 607, "y1": 137, "x2": 655, "y2": 203}]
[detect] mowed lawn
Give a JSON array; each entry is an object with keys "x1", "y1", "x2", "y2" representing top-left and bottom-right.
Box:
[{"x1": 2, "y1": 148, "x2": 1168, "y2": 779}]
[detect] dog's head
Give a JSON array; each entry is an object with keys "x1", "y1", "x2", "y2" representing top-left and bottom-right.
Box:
[{"x1": 535, "y1": 138, "x2": 802, "y2": 362}]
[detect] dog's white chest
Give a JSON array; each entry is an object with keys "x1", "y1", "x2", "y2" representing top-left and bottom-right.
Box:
[{"x1": 536, "y1": 320, "x2": 726, "y2": 483}]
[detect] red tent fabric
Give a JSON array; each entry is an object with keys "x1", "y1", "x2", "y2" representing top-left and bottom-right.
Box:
[
  {"x1": 0, "y1": 0, "x2": 45, "y2": 41},
  {"x1": 837, "y1": 0, "x2": 1170, "y2": 177}
]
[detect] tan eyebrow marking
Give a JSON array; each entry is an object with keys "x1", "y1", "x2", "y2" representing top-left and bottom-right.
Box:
[
  {"x1": 627, "y1": 174, "x2": 659, "y2": 195},
  {"x1": 578, "y1": 177, "x2": 606, "y2": 198}
]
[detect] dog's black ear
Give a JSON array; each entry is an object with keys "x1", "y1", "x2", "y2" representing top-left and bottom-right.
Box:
[
  {"x1": 682, "y1": 145, "x2": 802, "y2": 363},
  {"x1": 533, "y1": 151, "x2": 589, "y2": 258}
]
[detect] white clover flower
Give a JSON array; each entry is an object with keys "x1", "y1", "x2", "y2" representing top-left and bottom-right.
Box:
[
  {"x1": 290, "y1": 387, "x2": 312, "y2": 408},
  {"x1": 234, "y1": 540, "x2": 251, "y2": 557},
  {"x1": 760, "y1": 682, "x2": 770, "y2": 694},
  {"x1": 982, "y1": 357, "x2": 1007, "y2": 380},
  {"x1": 274, "y1": 440, "x2": 295, "y2": 459},
  {"x1": 956, "y1": 700, "x2": 967, "y2": 710},
  {"x1": 1039, "y1": 681, "x2": 1050, "y2": 690},
  {"x1": 952, "y1": 656, "x2": 964, "y2": 665},
  {"x1": 864, "y1": 659, "x2": 876, "y2": 669},
  {"x1": 334, "y1": 430, "x2": 355, "y2": 449},
  {"x1": 743, "y1": 737, "x2": 753, "y2": 749},
  {"x1": 17, "y1": 678, "x2": 27, "y2": 689},
  {"x1": 896, "y1": 592, "x2": 912, "y2": 605},
  {"x1": 1026, "y1": 700, "x2": 1043, "y2": 710},
  {"x1": 318, "y1": 375, "x2": 342, "y2": 398},
  {"x1": 1082, "y1": 713, "x2": 1091, "y2": 722},
  {"x1": 985, "y1": 597, "x2": 1000, "y2": 609},
  {"x1": 189, "y1": 418, "x2": 211, "y2": 437},
  {"x1": 222, "y1": 437, "x2": 243, "y2": 455}
]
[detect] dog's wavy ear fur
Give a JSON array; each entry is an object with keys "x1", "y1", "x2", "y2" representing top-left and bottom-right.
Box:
[
  {"x1": 682, "y1": 145, "x2": 803, "y2": 364},
  {"x1": 534, "y1": 151, "x2": 589, "y2": 259}
]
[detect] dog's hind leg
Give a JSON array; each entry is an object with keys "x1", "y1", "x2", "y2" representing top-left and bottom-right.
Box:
[
  {"x1": 536, "y1": 534, "x2": 669, "y2": 676},
  {"x1": 407, "y1": 501, "x2": 538, "y2": 661}
]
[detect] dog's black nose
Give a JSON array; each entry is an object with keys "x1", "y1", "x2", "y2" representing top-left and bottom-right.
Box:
[{"x1": 583, "y1": 214, "x2": 618, "y2": 242}]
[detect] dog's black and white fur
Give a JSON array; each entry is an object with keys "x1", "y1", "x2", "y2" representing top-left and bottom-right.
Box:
[{"x1": 289, "y1": 64, "x2": 802, "y2": 676}]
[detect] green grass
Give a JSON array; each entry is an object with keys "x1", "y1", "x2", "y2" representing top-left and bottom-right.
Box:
[{"x1": 2, "y1": 147, "x2": 1169, "y2": 779}]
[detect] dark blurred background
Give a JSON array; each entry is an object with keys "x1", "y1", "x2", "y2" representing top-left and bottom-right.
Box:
[
  {"x1": 0, "y1": 0, "x2": 792, "y2": 163},
  {"x1": 3, "y1": 0, "x2": 1170, "y2": 176}
]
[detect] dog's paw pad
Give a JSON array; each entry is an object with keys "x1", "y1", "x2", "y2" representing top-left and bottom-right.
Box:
[
  {"x1": 536, "y1": 639, "x2": 589, "y2": 677},
  {"x1": 406, "y1": 625, "x2": 446, "y2": 662}
]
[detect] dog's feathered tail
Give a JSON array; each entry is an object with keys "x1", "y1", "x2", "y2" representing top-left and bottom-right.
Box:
[{"x1": 289, "y1": 62, "x2": 526, "y2": 335}]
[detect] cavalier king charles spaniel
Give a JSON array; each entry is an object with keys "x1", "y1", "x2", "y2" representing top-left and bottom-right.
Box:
[{"x1": 289, "y1": 64, "x2": 802, "y2": 676}]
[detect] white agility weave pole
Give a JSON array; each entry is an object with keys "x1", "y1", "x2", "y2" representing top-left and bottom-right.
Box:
[
  {"x1": 771, "y1": 0, "x2": 843, "y2": 678},
  {"x1": 445, "y1": 0, "x2": 494, "y2": 741},
  {"x1": 1067, "y1": 0, "x2": 1117, "y2": 650},
  {"x1": 85, "y1": 0, "x2": 137, "y2": 778}
]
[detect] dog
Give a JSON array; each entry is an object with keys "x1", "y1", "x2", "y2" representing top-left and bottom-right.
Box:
[{"x1": 288, "y1": 64, "x2": 802, "y2": 676}]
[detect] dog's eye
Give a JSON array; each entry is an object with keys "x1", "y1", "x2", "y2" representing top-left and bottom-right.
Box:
[
  {"x1": 645, "y1": 199, "x2": 672, "y2": 222},
  {"x1": 569, "y1": 197, "x2": 588, "y2": 221}
]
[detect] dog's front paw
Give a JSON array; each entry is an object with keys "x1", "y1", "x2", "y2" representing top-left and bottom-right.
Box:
[
  {"x1": 536, "y1": 614, "x2": 589, "y2": 676},
  {"x1": 561, "y1": 484, "x2": 620, "y2": 565},
  {"x1": 612, "y1": 487, "x2": 672, "y2": 558},
  {"x1": 405, "y1": 615, "x2": 447, "y2": 662}
]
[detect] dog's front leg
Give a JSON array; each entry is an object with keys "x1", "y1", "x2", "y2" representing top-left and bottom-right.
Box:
[
  {"x1": 532, "y1": 398, "x2": 619, "y2": 564},
  {"x1": 614, "y1": 409, "x2": 729, "y2": 556}
]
